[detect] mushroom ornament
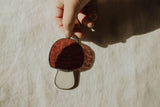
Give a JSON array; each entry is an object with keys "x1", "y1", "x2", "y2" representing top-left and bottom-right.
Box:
[{"x1": 49, "y1": 38, "x2": 85, "y2": 90}]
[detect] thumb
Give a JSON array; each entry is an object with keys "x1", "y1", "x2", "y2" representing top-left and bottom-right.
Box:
[{"x1": 63, "y1": 1, "x2": 81, "y2": 36}]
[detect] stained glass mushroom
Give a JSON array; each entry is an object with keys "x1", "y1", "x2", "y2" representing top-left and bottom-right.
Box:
[{"x1": 49, "y1": 38, "x2": 84, "y2": 89}]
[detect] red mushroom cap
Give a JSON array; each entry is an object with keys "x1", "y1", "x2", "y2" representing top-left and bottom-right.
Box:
[{"x1": 49, "y1": 38, "x2": 84, "y2": 70}]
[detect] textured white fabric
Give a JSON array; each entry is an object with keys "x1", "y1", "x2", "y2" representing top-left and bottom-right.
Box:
[{"x1": 0, "y1": 0, "x2": 160, "y2": 107}]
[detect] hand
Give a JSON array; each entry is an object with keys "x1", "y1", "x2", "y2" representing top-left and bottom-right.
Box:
[{"x1": 54, "y1": 0, "x2": 97, "y2": 38}]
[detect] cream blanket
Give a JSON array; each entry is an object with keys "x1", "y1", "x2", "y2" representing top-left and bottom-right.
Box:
[{"x1": 0, "y1": 0, "x2": 160, "y2": 107}]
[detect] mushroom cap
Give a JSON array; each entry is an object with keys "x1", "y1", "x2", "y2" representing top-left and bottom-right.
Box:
[{"x1": 49, "y1": 38, "x2": 84, "y2": 71}]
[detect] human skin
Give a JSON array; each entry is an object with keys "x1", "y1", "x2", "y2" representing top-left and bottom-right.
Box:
[{"x1": 54, "y1": 0, "x2": 97, "y2": 38}]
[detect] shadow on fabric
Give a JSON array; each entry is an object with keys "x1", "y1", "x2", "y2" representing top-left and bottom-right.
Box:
[{"x1": 82, "y1": 0, "x2": 160, "y2": 47}]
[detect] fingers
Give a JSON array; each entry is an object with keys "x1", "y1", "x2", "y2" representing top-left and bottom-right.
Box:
[
  {"x1": 74, "y1": 19, "x2": 83, "y2": 38},
  {"x1": 77, "y1": 12, "x2": 94, "y2": 28},
  {"x1": 63, "y1": 1, "x2": 80, "y2": 36},
  {"x1": 54, "y1": 0, "x2": 97, "y2": 38},
  {"x1": 54, "y1": 1, "x2": 64, "y2": 33},
  {"x1": 54, "y1": 3, "x2": 63, "y2": 19},
  {"x1": 77, "y1": 1, "x2": 98, "y2": 28},
  {"x1": 55, "y1": 0, "x2": 82, "y2": 37}
]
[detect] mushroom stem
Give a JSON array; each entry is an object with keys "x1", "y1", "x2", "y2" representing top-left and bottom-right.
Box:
[{"x1": 55, "y1": 69, "x2": 75, "y2": 90}]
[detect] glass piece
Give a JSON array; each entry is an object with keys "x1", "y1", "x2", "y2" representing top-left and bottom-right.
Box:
[
  {"x1": 49, "y1": 38, "x2": 84, "y2": 70},
  {"x1": 55, "y1": 69, "x2": 75, "y2": 90}
]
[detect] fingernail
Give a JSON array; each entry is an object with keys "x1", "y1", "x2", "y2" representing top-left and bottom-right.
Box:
[
  {"x1": 91, "y1": 28, "x2": 95, "y2": 32},
  {"x1": 87, "y1": 22, "x2": 94, "y2": 28}
]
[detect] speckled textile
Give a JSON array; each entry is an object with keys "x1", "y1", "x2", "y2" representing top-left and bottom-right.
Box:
[{"x1": 0, "y1": 0, "x2": 160, "y2": 107}]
